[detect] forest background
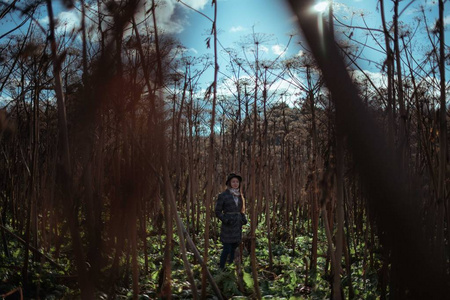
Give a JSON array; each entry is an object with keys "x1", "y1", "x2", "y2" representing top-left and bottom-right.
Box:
[{"x1": 0, "y1": 0, "x2": 449, "y2": 299}]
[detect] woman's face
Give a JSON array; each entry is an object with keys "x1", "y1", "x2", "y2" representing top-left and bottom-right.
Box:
[{"x1": 230, "y1": 178, "x2": 240, "y2": 189}]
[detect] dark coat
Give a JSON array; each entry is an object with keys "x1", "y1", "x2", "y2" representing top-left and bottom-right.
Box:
[{"x1": 215, "y1": 189, "x2": 248, "y2": 243}]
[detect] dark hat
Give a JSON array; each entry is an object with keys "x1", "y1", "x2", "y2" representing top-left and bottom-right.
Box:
[{"x1": 226, "y1": 173, "x2": 242, "y2": 186}]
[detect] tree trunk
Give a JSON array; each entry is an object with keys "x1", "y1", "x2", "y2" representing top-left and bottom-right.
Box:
[
  {"x1": 22, "y1": 80, "x2": 40, "y2": 287},
  {"x1": 380, "y1": 0, "x2": 395, "y2": 149},
  {"x1": 46, "y1": 1, "x2": 94, "y2": 298},
  {"x1": 438, "y1": 0, "x2": 449, "y2": 265},
  {"x1": 393, "y1": 0, "x2": 407, "y2": 168},
  {"x1": 202, "y1": 0, "x2": 218, "y2": 297},
  {"x1": 249, "y1": 41, "x2": 261, "y2": 299},
  {"x1": 332, "y1": 135, "x2": 344, "y2": 300}
]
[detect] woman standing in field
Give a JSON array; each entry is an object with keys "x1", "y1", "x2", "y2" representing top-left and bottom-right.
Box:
[{"x1": 215, "y1": 173, "x2": 248, "y2": 270}]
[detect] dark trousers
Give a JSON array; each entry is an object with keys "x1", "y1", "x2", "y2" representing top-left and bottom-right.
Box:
[{"x1": 219, "y1": 242, "x2": 239, "y2": 269}]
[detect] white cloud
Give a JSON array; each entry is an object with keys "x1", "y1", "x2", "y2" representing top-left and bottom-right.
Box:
[
  {"x1": 269, "y1": 73, "x2": 307, "y2": 105},
  {"x1": 350, "y1": 69, "x2": 447, "y2": 105},
  {"x1": 217, "y1": 75, "x2": 250, "y2": 97},
  {"x1": 101, "y1": 0, "x2": 189, "y2": 35},
  {"x1": 295, "y1": 50, "x2": 304, "y2": 57},
  {"x1": 444, "y1": 15, "x2": 450, "y2": 26},
  {"x1": 230, "y1": 26, "x2": 246, "y2": 33},
  {"x1": 38, "y1": 0, "x2": 205, "y2": 41},
  {"x1": 38, "y1": 16, "x2": 49, "y2": 27},
  {"x1": 188, "y1": 48, "x2": 198, "y2": 54},
  {"x1": 216, "y1": 73, "x2": 306, "y2": 108},
  {"x1": 182, "y1": 0, "x2": 208, "y2": 10},
  {"x1": 144, "y1": 0, "x2": 208, "y2": 34},
  {"x1": 272, "y1": 44, "x2": 286, "y2": 57},
  {"x1": 174, "y1": 47, "x2": 198, "y2": 58},
  {"x1": 38, "y1": 9, "x2": 81, "y2": 37},
  {"x1": 350, "y1": 69, "x2": 386, "y2": 89},
  {"x1": 152, "y1": 0, "x2": 185, "y2": 34},
  {"x1": 0, "y1": 94, "x2": 13, "y2": 106},
  {"x1": 57, "y1": 10, "x2": 81, "y2": 31},
  {"x1": 332, "y1": 2, "x2": 365, "y2": 20},
  {"x1": 260, "y1": 45, "x2": 269, "y2": 53}
]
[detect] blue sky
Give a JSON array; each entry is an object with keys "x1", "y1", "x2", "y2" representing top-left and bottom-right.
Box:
[
  {"x1": 0, "y1": 0, "x2": 449, "y2": 104},
  {"x1": 166, "y1": 0, "x2": 450, "y2": 100},
  {"x1": 1, "y1": 0, "x2": 448, "y2": 66},
  {"x1": 174, "y1": 0, "x2": 449, "y2": 67},
  {"x1": 176, "y1": 0, "x2": 297, "y2": 56},
  {"x1": 1, "y1": 0, "x2": 448, "y2": 72}
]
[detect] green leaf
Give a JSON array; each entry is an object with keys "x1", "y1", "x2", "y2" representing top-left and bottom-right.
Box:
[
  {"x1": 243, "y1": 271, "x2": 253, "y2": 290},
  {"x1": 151, "y1": 271, "x2": 159, "y2": 281}
]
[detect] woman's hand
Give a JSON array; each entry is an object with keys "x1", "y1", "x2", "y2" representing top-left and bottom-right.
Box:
[{"x1": 241, "y1": 213, "x2": 248, "y2": 225}]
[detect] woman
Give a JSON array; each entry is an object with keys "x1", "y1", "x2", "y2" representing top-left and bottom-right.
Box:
[{"x1": 215, "y1": 173, "x2": 247, "y2": 270}]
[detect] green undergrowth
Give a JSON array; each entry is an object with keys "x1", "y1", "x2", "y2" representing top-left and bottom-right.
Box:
[
  {"x1": 136, "y1": 215, "x2": 383, "y2": 299},
  {"x1": 0, "y1": 214, "x2": 382, "y2": 299}
]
